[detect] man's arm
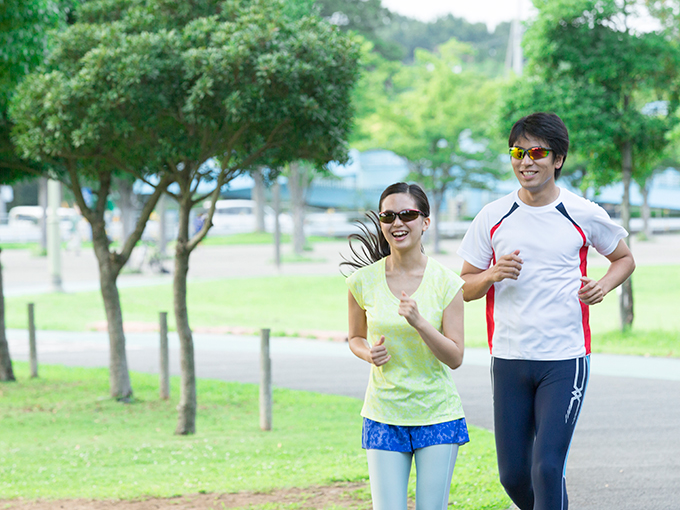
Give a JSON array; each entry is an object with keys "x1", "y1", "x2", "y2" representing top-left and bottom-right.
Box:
[
  {"x1": 459, "y1": 250, "x2": 524, "y2": 302},
  {"x1": 578, "y1": 239, "x2": 636, "y2": 305}
]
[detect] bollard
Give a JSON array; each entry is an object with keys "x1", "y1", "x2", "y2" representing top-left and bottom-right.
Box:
[
  {"x1": 259, "y1": 328, "x2": 272, "y2": 431},
  {"x1": 28, "y1": 303, "x2": 38, "y2": 378},
  {"x1": 159, "y1": 312, "x2": 169, "y2": 400}
]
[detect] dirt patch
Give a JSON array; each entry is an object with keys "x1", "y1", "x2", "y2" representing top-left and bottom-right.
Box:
[{"x1": 0, "y1": 482, "x2": 370, "y2": 509}]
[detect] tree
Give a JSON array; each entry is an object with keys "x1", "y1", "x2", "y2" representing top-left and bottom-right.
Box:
[
  {"x1": 159, "y1": 0, "x2": 360, "y2": 434},
  {"x1": 10, "y1": 3, "x2": 175, "y2": 399},
  {"x1": 376, "y1": 13, "x2": 511, "y2": 71},
  {"x1": 315, "y1": 0, "x2": 400, "y2": 59},
  {"x1": 499, "y1": 0, "x2": 680, "y2": 329},
  {"x1": 0, "y1": 0, "x2": 70, "y2": 380},
  {"x1": 15, "y1": 0, "x2": 360, "y2": 433},
  {"x1": 364, "y1": 39, "x2": 503, "y2": 253}
]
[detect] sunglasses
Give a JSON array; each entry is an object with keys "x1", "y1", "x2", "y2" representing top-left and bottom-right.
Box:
[
  {"x1": 509, "y1": 146, "x2": 553, "y2": 161},
  {"x1": 378, "y1": 209, "x2": 425, "y2": 224}
]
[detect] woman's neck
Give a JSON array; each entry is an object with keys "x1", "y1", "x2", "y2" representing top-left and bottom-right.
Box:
[{"x1": 385, "y1": 247, "x2": 427, "y2": 274}]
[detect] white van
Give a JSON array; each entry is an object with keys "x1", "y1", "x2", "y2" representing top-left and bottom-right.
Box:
[{"x1": 7, "y1": 205, "x2": 85, "y2": 241}]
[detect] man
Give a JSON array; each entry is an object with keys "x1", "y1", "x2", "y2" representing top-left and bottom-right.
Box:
[{"x1": 457, "y1": 112, "x2": 635, "y2": 510}]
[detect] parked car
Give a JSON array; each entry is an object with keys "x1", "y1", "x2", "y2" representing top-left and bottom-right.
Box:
[
  {"x1": 7, "y1": 205, "x2": 88, "y2": 241},
  {"x1": 203, "y1": 199, "x2": 293, "y2": 235}
]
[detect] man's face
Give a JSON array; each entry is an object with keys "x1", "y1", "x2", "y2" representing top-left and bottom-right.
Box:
[{"x1": 510, "y1": 134, "x2": 564, "y2": 196}]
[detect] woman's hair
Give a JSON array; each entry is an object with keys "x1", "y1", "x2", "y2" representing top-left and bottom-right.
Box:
[
  {"x1": 340, "y1": 182, "x2": 430, "y2": 275},
  {"x1": 509, "y1": 112, "x2": 570, "y2": 179}
]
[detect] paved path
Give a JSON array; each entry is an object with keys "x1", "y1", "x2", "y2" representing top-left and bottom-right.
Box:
[
  {"x1": 4, "y1": 235, "x2": 680, "y2": 509},
  {"x1": 8, "y1": 328, "x2": 680, "y2": 510}
]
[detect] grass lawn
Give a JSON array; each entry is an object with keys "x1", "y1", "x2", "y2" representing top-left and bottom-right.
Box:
[
  {"x1": 5, "y1": 265, "x2": 679, "y2": 357},
  {"x1": 0, "y1": 363, "x2": 510, "y2": 509}
]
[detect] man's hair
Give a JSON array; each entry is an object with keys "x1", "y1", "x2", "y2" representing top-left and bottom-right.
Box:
[{"x1": 509, "y1": 112, "x2": 570, "y2": 179}]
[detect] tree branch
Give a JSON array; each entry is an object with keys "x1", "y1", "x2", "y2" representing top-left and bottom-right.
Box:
[{"x1": 116, "y1": 172, "x2": 175, "y2": 266}]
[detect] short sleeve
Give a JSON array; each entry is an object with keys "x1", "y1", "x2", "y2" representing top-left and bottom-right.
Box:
[
  {"x1": 457, "y1": 208, "x2": 494, "y2": 270},
  {"x1": 443, "y1": 270, "x2": 464, "y2": 307},
  {"x1": 587, "y1": 204, "x2": 628, "y2": 256},
  {"x1": 346, "y1": 270, "x2": 365, "y2": 310}
]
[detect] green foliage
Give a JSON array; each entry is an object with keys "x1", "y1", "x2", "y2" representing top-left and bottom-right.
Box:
[
  {"x1": 356, "y1": 38, "x2": 504, "y2": 215},
  {"x1": 0, "y1": 0, "x2": 62, "y2": 107},
  {"x1": 10, "y1": 0, "x2": 362, "y2": 176},
  {"x1": 0, "y1": 0, "x2": 67, "y2": 183},
  {"x1": 0, "y1": 363, "x2": 510, "y2": 509},
  {"x1": 314, "y1": 0, "x2": 401, "y2": 60},
  {"x1": 499, "y1": 0, "x2": 680, "y2": 190},
  {"x1": 377, "y1": 13, "x2": 510, "y2": 71}
]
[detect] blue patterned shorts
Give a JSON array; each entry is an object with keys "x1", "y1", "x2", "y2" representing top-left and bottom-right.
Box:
[{"x1": 362, "y1": 417, "x2": 470, "y2": 452}]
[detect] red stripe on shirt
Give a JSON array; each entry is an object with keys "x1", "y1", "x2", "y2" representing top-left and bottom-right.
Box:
[
  {"x1": 572, "y1": 223, "x2": 591, "y2": 354},
  {"x1": 486, "y1": 224, "x2": 501, "y2": 353}
]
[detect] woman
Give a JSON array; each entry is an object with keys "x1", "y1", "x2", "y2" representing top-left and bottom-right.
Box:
[{"x1": 343, "y1": 182, "x2": 468, "y2": 510}]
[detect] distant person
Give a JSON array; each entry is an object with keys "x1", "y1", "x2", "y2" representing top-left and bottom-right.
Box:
[
  {"x1": 343, "y1": 182, "x2": 468, "y2": 510},
  {"x1": 192, "y1": 212, "x2": 206, "y2": 236},
  {"x1": 457, "y1": 112, "x2": 635, "y2": 510}
]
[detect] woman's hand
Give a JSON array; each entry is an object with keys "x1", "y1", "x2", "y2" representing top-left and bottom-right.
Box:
[
  {"x1": 369, "y1": 335, "x2": 391, "y2": 366},
  {"x1": 398, "y1": 291, "x2": 424, "y2": 328}
]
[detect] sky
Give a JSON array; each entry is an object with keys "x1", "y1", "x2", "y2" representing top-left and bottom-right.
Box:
[{"x1": 381, "y1": 0, "x2": 537, "y2": 31}]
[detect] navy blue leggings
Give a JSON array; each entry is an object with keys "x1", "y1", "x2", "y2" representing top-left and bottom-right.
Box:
[{"x1": 491, "y1": 356, "x2": 590, "y2": 510}]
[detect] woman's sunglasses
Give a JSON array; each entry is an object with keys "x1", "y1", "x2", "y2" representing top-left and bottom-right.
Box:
[
  {"x1": 509, "y1": 146, "x2": 553, "y2": 161},
  {"x1": 378, "y1": 209, "x2": 425, "y2": 224}
]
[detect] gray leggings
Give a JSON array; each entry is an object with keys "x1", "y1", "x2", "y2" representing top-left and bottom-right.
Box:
[{"x1": 366, "y1": 444, "x2": 459, "y2": 510}]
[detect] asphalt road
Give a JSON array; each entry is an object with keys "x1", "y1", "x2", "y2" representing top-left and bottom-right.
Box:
[
  {"x1": 8, "y1": 328, "x2": 680, "y2": 510},
  {"x1": 4, "y1": 235, "x2": 680, "y2": 509}
]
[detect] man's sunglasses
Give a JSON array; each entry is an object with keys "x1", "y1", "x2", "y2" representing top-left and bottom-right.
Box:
[
  {"x1": 509, "y1": 146, "x2": 553, "y2": 161},
  {"x1": 378, "y1": 209, "x2": 425, "y2": 224}
]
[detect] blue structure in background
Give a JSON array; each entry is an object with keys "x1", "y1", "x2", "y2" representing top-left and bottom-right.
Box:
[{"x1": 210, "y1": 149, "x2": 680, "y2": 218}]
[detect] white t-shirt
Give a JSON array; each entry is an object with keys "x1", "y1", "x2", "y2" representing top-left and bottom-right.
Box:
[{"x1": 457, "y1": 188, "x2": 627, "y2": 360}]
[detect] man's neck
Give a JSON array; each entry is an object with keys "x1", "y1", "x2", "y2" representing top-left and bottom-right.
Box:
[{"x1": 518, "y1": 183, "x2": 560, "y2": 207}]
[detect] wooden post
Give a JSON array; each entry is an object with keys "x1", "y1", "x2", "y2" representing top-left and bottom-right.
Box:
[
  {"x1": 259, "y1": 328, "x2": 272, "y2": 431},
  {"x1": 159, "y1": 312, "x2": 169, "y2": 400},
  {"x1": 28, "y1": 303, "x2": 38, "y2": 378}
]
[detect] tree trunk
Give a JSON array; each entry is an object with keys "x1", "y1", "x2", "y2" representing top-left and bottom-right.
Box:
[
  {"x1": 273, "y1": 179, "x2": 281, "y2": 269},
  {"x1": 0, "y1": 248, "x2": 16, "y2": 382},
  {"x1": 174, "y1": 197, "x2": 196, "y2": 435},
  {"x1": 158, "y1": 193, "x2": 168, "y2": 256},
  {"x1": 640, "y1": 181, "x2": 651, "y2": 239},
  {"x1": 116, "y1": 178, "x2": 137, "y2": 244},
  {"x1": 288, "y1": 162, "x2": 307, "y2": 256},
  {"x1": 38, "y1": 177, "x2": 47, "y2": 252},
  {"x1": 619, "y1": 140, "x2": 634, "y2": 330},
  {"x1": 252, "y1": 168, "x2": 266, "y2": 233},
  {"x1": 66, "y1": 167, "x2": 171, "y2": 401},
  {"x1": 431, "y1": 189, "x2": 443, "y2": 254},
  {"x1": 91, "y1": 223, "x2": 132, "y2": 400}
]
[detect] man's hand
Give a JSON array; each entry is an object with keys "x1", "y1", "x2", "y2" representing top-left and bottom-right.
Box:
[
  {"x1": 578, "y1": 277, "x2": 605, "y2": 305},
  {"x1": 490, "y1": 249, "x2": 523, "y2": 282}
]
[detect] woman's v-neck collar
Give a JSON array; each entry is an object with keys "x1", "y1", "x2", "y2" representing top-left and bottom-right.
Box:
[{"x1": 380, "y1": 256, "x2": 430, "y2": 303}]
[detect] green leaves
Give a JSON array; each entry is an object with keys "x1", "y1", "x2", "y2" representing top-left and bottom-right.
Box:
[
  {"x1": 355, "y1": 37, "x2": 502, "y2": 194},
  {"x1": 10, "y1": 0, "x2": 361, "y2": 176},
  {"x1": 503, "y1": 0, "x2": 680, "y2": 190}
]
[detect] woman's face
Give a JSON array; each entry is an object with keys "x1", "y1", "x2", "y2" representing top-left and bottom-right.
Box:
[{"x1": 379, "y1": 192, "x2": 430, "y2": 252}]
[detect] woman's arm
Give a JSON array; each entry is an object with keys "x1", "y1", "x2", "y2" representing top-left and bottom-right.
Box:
[
  {"x1": 398, "y1": 290, "x2": 464, "y2": 370},
  {"x1": 348, "y1": 290, "x2": 390, "y2": 366}
]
